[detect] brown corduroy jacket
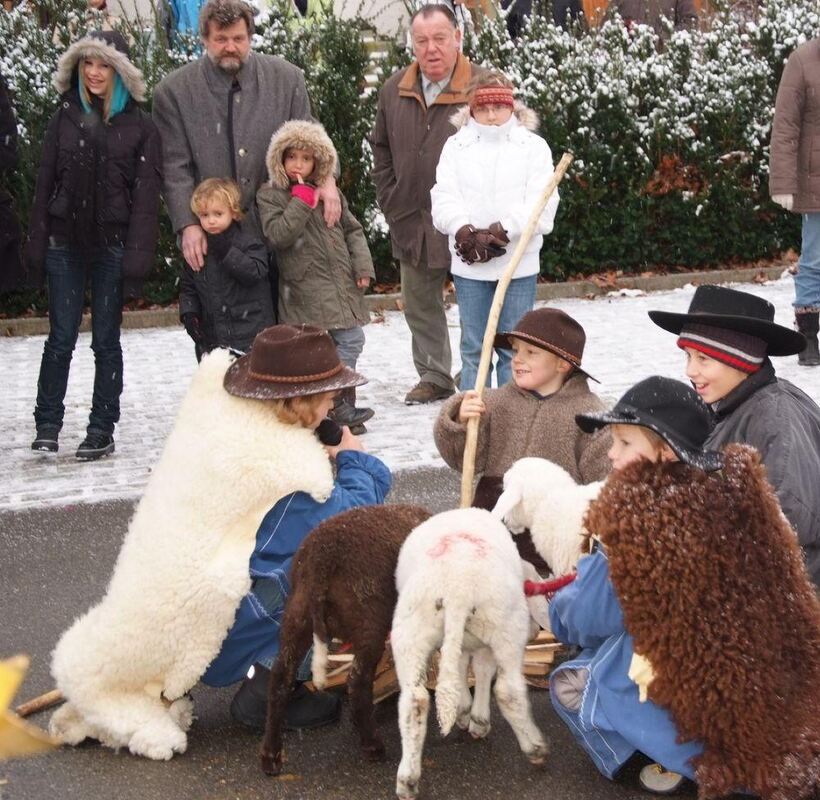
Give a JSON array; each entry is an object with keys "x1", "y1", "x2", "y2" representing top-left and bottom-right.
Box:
[
  {"x1": 370, "y1": 54, "x2": 481, "y2": 269},
  {"x1": 770, "y1": 38, "x2": 820, "y2": 213},
  {"x1": 434, "y1": 375, "x2": 612, "y2": 484}
]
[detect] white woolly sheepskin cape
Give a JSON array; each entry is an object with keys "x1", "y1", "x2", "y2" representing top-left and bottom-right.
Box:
[{"x1": 49, "y1": 350, "x2": 334, "y2": 760}]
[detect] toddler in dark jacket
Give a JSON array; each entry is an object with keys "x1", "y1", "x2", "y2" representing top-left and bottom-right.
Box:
[{"x1": 179, "y1": 178, "x2": 274, "y2": 360}]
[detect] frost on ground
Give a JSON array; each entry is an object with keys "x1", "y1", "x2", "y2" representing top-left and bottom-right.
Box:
[{"x1": 3, "y1": 275, "x2": 819, "y2": 510}]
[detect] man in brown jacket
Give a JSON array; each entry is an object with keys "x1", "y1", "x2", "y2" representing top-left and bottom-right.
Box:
[
  {"x1": 371, "y1": 4, "x2": 482, "y2": 405},
  {"x1": 770, "y1": 36, "x2": 820, "y2": 367}
]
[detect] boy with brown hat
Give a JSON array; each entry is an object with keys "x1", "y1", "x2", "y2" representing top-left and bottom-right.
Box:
[
  {"x1": 649, "y1": 284, "x2": 820, "y2": 586},
  {"x1": 434, "y1": 307, "x2": 610, "y2": 564}
]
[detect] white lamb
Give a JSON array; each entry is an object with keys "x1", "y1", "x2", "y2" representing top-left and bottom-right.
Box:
[
  {"x1": 391, "y1": 507, "x2": 549, "y2": 800},
  {"x1": 492, "y1": 457, "x2": 604, "y2": 578},
  {"x1": 48, "y1": 349, "x2": 334, "y2": 760}
]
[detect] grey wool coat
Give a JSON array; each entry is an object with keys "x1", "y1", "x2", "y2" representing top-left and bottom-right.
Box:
[
  {"x1": 257, "y1": 120, "x2": 374, "y2": 330},
  {"x1": 434, "y1": 375, "x2": 612, "y2": 485},
  {"x1": 152, "y1": 52, "x2": 313, "y2": 237},
  {"x1": 769, "y1": 37, "x2": 820, "y2": 213},
  {"x1": 705, "y1": 361, "x2": 820, "y2": 586}
]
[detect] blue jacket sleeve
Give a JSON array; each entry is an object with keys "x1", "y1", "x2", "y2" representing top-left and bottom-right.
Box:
[
  {"x1": 249, "y1": 450, "x2": 392, "y2": 579},
  {"x1": 549, "y1": 549, "x2": 626, "y2": 648}
]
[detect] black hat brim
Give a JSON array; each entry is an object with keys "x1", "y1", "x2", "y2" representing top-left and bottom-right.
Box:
[
  {"x1": 576, "y1": 409, "x2": 724, "y2": 472},
  {"x1": 224, "y1": 352, "x2": 367, "y2": 400},
  {"x1": 648, "y1": 310, "x2": 806, "y2": 357}
]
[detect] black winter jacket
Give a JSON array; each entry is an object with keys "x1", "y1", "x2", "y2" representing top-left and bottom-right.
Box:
[
  {"x1": 178, "y1": 223, "x2": 274, "y2": 352},
  {"x1": 0, "y1": 69, "x2": 22, "y2": 292},
  {"x1": 26, "y1": 90, "x2": 162, "y2": 297},
  {"x1": 706, "y1": 360, "x2": 820, "y2": 586}
]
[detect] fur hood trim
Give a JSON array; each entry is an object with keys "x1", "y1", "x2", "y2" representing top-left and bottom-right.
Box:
[
  {"x1": 53, "y1": 35, "x2": 146, "y2": 103},
  {"x1": 265, "y1": 119, "x2": 338, "y2": 189},
  {"x1": 587, "y1": 444, "x2": 820, "y2": 800},
  {"x1": 448, "y1": 101, "x2": 539, "y2": 131}
]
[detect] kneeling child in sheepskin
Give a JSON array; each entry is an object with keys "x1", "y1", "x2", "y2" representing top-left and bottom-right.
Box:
[
  {"x1": 552, "y1": 376, "x2": 820, "y2": 800},
  {"x1": 50, "y1": 325, "x2": 391, "y2": 759}
]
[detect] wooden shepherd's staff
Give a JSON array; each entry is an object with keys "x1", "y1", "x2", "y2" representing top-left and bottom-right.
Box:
[{"x1": 460, "y1": 151, "x2": 574, "y2": 509}]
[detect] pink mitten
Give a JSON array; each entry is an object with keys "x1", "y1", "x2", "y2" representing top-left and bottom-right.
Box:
[{"x1": 291, "y1": 183, "x2": 318, "y2": 207}]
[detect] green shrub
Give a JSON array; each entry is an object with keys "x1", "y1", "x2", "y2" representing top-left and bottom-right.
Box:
[{"x1": 1, "y1": 0, "x2": 817, "y2": 315}]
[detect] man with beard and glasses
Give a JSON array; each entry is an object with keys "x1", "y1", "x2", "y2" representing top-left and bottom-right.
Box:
[{"x1": 152, "y1": 0, "x2": 341, "y2": 286}]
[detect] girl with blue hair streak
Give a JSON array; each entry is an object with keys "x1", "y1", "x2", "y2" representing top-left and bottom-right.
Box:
[{"x1": 26, "y1": 30, "x2": 162, "y2": 461}]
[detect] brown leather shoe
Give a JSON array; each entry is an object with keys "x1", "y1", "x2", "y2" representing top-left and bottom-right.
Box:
[{"x1": 404, "y1": 381, "x2": 455, "y2": 405}]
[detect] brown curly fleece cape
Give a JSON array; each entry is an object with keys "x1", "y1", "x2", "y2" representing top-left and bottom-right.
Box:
[{"x1": 586, "y1": 444, "x2": 820, "y2": 800}]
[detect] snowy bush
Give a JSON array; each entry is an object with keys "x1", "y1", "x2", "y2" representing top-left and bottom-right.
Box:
[{"x1": 1, "y1": 0, "x2": 818, "y2": 310}]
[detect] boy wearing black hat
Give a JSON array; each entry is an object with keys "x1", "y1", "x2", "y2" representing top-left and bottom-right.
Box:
[
  {"x1": 434, "y1": 307, "x2": 611, "y2": 565},
  {"x1": 550, "y1": 376, "x2": 820, "y2": 798},
  {"x1": 649, "y1": 284, "x2": 820, "y2": 586}
]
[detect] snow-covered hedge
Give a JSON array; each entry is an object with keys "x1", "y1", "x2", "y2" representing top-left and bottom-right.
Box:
[{"x1": 0, "y1": 0, "x2": 818, "y2": 307}]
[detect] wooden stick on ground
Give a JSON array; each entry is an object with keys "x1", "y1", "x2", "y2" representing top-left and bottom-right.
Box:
[
  {"x1": 460, "y1": 151, "x2": 574, "y2": 508},
  {"x1": 15, "y1": 689, "x2": 64, "y2": 719}
]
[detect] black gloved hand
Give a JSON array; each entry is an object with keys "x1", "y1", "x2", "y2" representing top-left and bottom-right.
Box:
[
  {"x1": 181, "y1": 312, "x2": 205, "y2": 344},
  {"x1": 208, "y1": 230, "x2": 232, "y2": 260}
]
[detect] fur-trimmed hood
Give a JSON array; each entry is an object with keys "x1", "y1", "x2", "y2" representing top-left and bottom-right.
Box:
[
  {"x1": 448, "y1": 100, "x2": 539, "y2": 132},
  {"x1": 587, "y1": 444, "x2": 820, "y2": 800},
  {"x1": 53, "y1": 30, "x2": 146, "y2": 103},
  {"x1": 265, "y1": 119, "x2": 338, "y2": 189}
]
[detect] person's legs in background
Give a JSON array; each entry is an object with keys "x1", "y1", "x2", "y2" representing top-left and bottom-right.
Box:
[
  {"x1": 78, "y1": 245, "x2": 124, "y2": 460},
  {"x1": 32, "y1": 245, "x2": 87, "y2": 452},
  {"x1": 795, "y1": 212, "x2": 820, "y2": 367},
  {"x1": 494, "y1": 274, "x2": 537, "y2": 386},
  {"x1": 400, "y1": 253, "x2": 455, "y2": 404},
  {"x1": 329, "y1": 326, "x2": 373, "y2": 432},
  {"x1": 452, "y1": 274, "x2": 494, "y2": 391}
]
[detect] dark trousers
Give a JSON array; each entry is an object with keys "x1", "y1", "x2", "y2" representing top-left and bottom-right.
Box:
[{"x1": 34, "y1": 245, "x2": 124, "y2": 436}]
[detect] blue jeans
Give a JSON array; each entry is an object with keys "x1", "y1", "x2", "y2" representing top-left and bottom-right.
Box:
[
  {"x1": 329, "y1": 326, "x2": 365, "y2": 370},
  {"x1": 34, "y1": 245, "x2": 124, "y2": 436},
  {"x1": 453, "y1": 274, "x2": 537, "y2": 390},
  {"x1": 795, "y1": 212, "x2": 820, "y2": 310}
]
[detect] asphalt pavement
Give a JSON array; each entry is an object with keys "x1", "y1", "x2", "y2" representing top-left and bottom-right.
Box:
[{"x1": 0, "y1": 467, "x2": 705, "y2": 800}]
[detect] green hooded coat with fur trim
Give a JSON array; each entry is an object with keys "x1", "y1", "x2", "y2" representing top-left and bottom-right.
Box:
[{"x1": 256, "y1": 120, "x2": 374, "y2": 331}]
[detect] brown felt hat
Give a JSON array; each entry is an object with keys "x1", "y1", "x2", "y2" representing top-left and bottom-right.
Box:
[
  {"x1": 223, "y1": 324, "x2": 366, "y2": 400},
  {"x1": 494, "y1": 308, "x2": 598, "y2": 382}
]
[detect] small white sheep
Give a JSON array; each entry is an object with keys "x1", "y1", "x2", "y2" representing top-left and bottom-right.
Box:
[
  {"x1": 492, "y1": 457, "x2": 604, "y2": 578},
  {"x1": 391, "y1": 508, "x2": 549, "y2": 800}
]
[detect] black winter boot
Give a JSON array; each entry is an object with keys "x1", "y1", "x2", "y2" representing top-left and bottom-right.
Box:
[
  {"x1": 230, "y1": 664, "x2": 341, "y2": 731},
  {"x1": 796, "y1": 311, "x2": 820, "y2": 366},
  {"x1": 330, "y1": 388, "x2": 374, "y2": 428}
]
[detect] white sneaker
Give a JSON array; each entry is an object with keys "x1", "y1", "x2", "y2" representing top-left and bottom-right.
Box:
[{"x1": 639, "y1": 763, "x2": 686, "y2": 795}]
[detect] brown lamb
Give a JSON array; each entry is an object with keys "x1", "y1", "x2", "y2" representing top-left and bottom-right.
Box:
[
  {"x1": 260, "y1": 503, "x2": 431, "y2": 776},
  {"x1": 586, "y1": 444, "x2": 820, "y2": 800}
]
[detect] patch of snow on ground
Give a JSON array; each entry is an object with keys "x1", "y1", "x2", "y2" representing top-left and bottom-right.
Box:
[{"x1": 3, "y1": 275, "x2": 819, "y2": 510}]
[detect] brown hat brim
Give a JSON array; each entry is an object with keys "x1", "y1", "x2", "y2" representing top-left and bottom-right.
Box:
[
  {"x1": 493, "y1": 330, "x2": 599, "y2": 383},
  {"x1": 223, "y1": 352, "x2": 367, "y2": 400}
]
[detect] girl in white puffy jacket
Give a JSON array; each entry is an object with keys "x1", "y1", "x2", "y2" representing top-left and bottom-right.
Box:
[{"x1": 431, "y1": 71, "x2": 560, "y2": 391}]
